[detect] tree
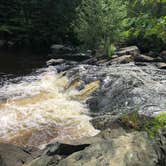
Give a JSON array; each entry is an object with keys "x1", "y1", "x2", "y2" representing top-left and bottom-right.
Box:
[
  {"x1": 0, "y1": 0, "x2": 81, "y2": 50},
  {"x1": 74, "y1": 0, "x2": 128, "y2": 54}
]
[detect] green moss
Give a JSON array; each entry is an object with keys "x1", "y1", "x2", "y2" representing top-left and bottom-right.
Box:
[{"x1": 120, "y1": 111, "x2": 166, "y2": 138}]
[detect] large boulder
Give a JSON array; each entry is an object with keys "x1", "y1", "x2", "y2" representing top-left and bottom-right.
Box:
[
  {"x1": 26, "y1": 129, "x2": 159, "y2": 166},
  {"x1": 0, "y1": 143, "x2": 37, "y2": 166},
  {"x1": 58, "y1": 131, "x2": 157, "y2": 166},
  {"x1": 66, "y1": 63, "x2": 166, "y2": 116}
]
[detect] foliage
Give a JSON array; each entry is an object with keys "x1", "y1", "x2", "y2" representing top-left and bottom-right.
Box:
[
  {"x1": 120, "y1": 111, "x2": 166, "y2": 138},
  {"x1": 124, "y1": 0, "x2": 166, "y2": 52},
  {"x1": 107, "y1": 44, "x2": 116, "y2": 59},
  {"x1": 0, "y1": 0, "x2": 165, "y2": 53},
  {"x1": 74, "y1": 0, "x2": 127, "y2": 53},
  {"x1": 0, "y1": 0, "x2": 81, "y2": 50}
]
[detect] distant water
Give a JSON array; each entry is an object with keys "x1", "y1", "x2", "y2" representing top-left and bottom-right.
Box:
[{"x1": 0, "y1": 52, "x2": 99, "y2": 148}]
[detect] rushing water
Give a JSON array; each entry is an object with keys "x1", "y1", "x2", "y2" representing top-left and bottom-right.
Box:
[{"x1": 0, "y1": 52, "x2": 99, "y2": 148}]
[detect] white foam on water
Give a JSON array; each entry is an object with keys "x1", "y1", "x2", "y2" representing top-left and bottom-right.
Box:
[{"x1": 0, "y1": 67, "x2": 99, "y2": 147}]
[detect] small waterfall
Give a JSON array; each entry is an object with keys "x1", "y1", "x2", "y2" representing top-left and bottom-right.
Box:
[{"x1": 0, "y1": 67, "x2": 99, "y2": 148}]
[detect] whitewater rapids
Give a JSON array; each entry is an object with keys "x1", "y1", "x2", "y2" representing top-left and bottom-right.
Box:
[{"x1": 0, "y1": 66, "x2": 99, "y2": 148}]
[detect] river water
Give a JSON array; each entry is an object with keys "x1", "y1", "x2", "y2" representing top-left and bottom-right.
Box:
[{"x1": 0, "y1": 52, "x2": 99, "y2": 148}]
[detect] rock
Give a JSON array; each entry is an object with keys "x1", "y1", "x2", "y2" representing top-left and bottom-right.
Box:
[
  {"x1": 43, "y1": 142, "x2": 90, "y2": 156},
  {"x1": 46, "y1": 59, "x2": 65, "y2": 66},
  {"x1": 160, "y1": 51, "x2": 166, "y2": 62},
  {"x1": 50, "y1": 44, "x2": 73, "y2": 54},
  {"x1": 66, "y1": 63, "x2": 166, "y2": 116},
  {"x1": 0, "y1": 143, "x2": 36, "y2": 166},
  {"x1": 58, "y1": 131, "x2": 158, "y2": 166},
  {"x1": 82, "y1": 57, "x2": 98, "y2": 65},
  {"x1": 148, "y1": 51, "x2": 158, "y2": 58},
  {"x1": 111, "y1": 54, "x2": 118, "y2": 59},
  {"x1": 134, "y1": 54, "x2": 155, "y2": 62},
  {"x1": 157, "y1": 63, "x2": 166, "y2": 69},
  {"x1": 154, "y1": 127, "x2": 166, "y2": 166},
  {"x1": 25, "y1": 155, "x2": 63, "y2": 166},
  {"x1": 111, "y1": 55, "x2": 134, "y2": 64},
  {"x1": 115, "y1": 46, "x2": 140, "y2": 56}
]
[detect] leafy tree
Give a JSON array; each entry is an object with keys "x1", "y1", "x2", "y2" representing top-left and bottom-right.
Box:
[
  {"x1": 74, "y1": 0, "x2": 128, "y2": 55},
  {"x1": 124, "y1": 0, "x2": 166, "y2": 52}
]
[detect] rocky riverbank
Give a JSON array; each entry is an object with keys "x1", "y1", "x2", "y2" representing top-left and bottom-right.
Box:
[{"x1": 0, "y1": 46, "x2": 166, "y2": 166}]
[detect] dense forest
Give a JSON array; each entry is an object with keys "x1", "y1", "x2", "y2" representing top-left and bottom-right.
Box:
[{"x1": 0, "y1": 0, "x2": 165, "y2": 53}]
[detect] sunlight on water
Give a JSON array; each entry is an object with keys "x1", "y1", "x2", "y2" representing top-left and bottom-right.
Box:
[{"x1": 0, "y1": 67, "x2": 99, "y2": 148}]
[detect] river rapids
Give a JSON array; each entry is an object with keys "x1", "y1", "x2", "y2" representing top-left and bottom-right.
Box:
[{"x1": 0, "y1": 66, "x2": 99, "y2": 148}]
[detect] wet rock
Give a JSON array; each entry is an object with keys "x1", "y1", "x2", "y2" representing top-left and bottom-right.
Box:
[
  {"x1": 58, "y1": 131, "x2": 158, "y2": 166},
  {"x1": 134, "y1": 54, "x2": 155, "y2": 62},
  {"x1": 0, "y1": 143, "x2": 35, "y2": 166},
  {"x1": 115, "y1": 46, "x2": 140, "y2": 56},
  {"x1": 157, "y1": 63, "x2": 166, "y2": 69},
  {"x1": 46, "y1": 59, "x2": 65, "y2": 66},
  {"x1": 66, "y1": 63, "x2": 166, "y2": 116}
]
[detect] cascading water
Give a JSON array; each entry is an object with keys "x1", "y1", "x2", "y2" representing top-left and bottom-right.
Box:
[{"x1": 0, "y1": 66, "x2": 99, "y2": 148}]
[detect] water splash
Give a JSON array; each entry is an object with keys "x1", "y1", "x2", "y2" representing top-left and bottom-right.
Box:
[{"x1": 0, "y1": 67, "x2": 99, "y2": 148}]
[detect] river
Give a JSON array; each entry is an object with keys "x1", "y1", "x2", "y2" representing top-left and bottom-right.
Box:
[{"x1": 0, "y1": 52, "x2": 99, "y2": 148}]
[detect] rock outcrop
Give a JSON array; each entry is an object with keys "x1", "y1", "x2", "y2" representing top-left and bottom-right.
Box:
[{"x1": 0, "y1": 144, "x2": 39, "y2": 166}]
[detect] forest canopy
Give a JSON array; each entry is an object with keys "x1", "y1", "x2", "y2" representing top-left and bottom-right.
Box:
[{"x1": 0, "y1": 0, "x2": 165, "y2": 52}]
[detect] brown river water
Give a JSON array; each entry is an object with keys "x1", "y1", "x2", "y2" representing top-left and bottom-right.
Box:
[{"x1": 0, "y1": 52, "x2": 99, "y2": 149}]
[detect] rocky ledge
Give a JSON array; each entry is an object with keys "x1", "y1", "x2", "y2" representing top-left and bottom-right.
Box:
[{"x1": 1, "y1": 46, "x2": 166, "y2": 166}]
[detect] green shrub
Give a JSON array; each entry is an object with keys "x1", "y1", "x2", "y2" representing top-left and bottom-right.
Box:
[{"x1": 107, "y1": 44, "x2": 116, "y2": 59}]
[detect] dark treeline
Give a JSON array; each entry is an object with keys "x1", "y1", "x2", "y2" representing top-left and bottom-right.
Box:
[
  {"x1": 0, "y1": 0, "x2": 165, "y2": 53},
  {"x1": 0, "y1": 0, "x2": 81, "y2": 50}
]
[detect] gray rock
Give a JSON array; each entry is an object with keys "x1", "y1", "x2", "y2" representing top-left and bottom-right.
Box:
[
  {"x1": 157, "y1": 63, "x2": 166, "y2": 69},
  {"x1": 66, "y1": 63, "x2": 166, "y2": 116},
  {"x1": 46, "y1": 59, "x2": 65, "y2": 66},
  {"x1": 154, "y1": 127, "x2": 166, "y2": 166},
  {"x1": 115, "y1": 46, "x2": 140, "y2": 56},
  {"x1": 0, "y1": 143, "x2": 36, "y2": 166},
  {"x1": 50, "y1": 44, "x2": 73, "y2": 54},
  {"x1": 58, "y1": 131, "x2": 158, "y2": 166},
  {"x1": 160, "y1": 51, "x2": 166, "y2": 62},
  {"x1": 134, "y1": 54, "x2": 155, "y2": 62}
]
